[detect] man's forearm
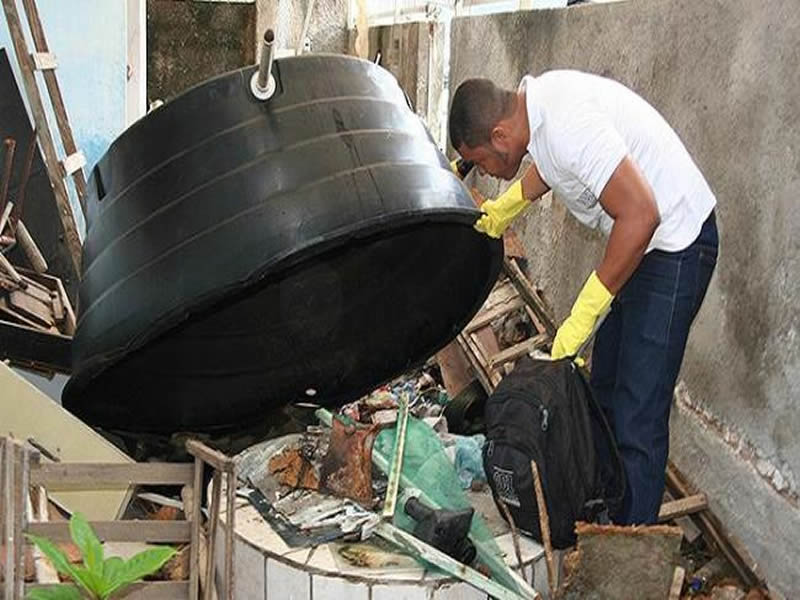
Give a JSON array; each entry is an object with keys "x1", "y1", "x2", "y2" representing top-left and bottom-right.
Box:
[
  {"x1": 596, "y1": 213, "x2": 658, "y2": 294},
  {"x1": 520, "y1": 163, "x2": 550, "y2": 202}
]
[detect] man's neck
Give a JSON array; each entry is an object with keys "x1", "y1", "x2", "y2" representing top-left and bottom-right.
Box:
[{"x1": 514, "y1": 88, "x2": 531, "y2": 149}]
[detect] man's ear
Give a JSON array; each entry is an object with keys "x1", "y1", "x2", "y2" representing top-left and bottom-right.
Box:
[{"x1": 490, "y1": 125, "x2": 510, "y2": 149}]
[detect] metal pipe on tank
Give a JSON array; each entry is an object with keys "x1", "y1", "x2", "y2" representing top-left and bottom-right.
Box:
[{"x1": 251, "y1": 29, "x2": 277, "y2": 100}]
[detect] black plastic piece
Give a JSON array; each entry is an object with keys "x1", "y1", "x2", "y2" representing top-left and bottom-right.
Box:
[
  {"x1": 404, "y1": 496, "x2": 477, "y2": 565},
  {"x1": 63, "y1": 55, "x2": 502, "y2": 433}
]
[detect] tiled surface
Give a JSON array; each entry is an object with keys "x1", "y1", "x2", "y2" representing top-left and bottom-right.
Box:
[
  {"x1": 432, "y1": 582, "x2": 488, "y2": 600},
  {"x1": 312, "y1": 574, "x2": 370, "y2": 600},
  {"x1": 266, "y1": 558, "x2": 310, "y2": 600},
  {"x1": 235, "y1": 539, "x2": 266, "y2": 599},
  {"x1": 219, "y1": 492, "x2": 549, "y2": 598},
  {"x1": 371, "y1": 583, "x2": 431, "y2": 600}
]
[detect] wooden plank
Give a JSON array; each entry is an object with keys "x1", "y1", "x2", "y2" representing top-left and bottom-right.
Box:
[
  {"x1": 668, "y1": 566, "x2": 685, "y2": 600},
  {"x1": 224, "y1": 471, "x2": 236, "y2": 600},
  {"x1": 3, "y1": 439, "x2": 14, "y2": 600},
  {"x1": 503, "y1": 258, "x2": 557, "y2": 339},
  {"x1": 665, "y1": 461, "x2": 765, "y2": 588},
  {"x1": 204, "y1": 471, "x2": 222, "y2": 600},
  {"x1": 0, "y1": 0, "x2": 83, "y2": 273},
  {"x1": 0, "y1": 317, "x2": 72, "y2": 373},
  {"x1": 465, "y1": 295, "x2": 525, "y2": 333},
  {"x1": 27, "y1": 581, "x2": 190, "y2": 600},
  {"x1": 188, "y1": 458, "x2": 203, "y2": 600},
  {"x1": 30, "y1": 463, "x2": 194, "y2": 488},
  {"x1": 481, "y1": 279, "x2": 517, "y2": 311},
  {"x1": 9, "y1": 288, "x2": 54, "y2": 327},
  {"x1": 0, "y1": 250, "x2": 24, "y2": 284},
  {"x1": 467, "y1": 331, "x2": 503, "y2": 387},
  {"x1": 19, "y1": 0, "x2": 89, "y2": 213},
  {"x1": 29, "y1": 470, "x2": 60, "y2": 584},
  {"x1": 488, "y1": 334, "x2": 549, "y2": 368},
  {"x1": 30, "y1": 51, "x2": 56, "y2": 70},
  {"x1": 27, "y1": 521, "x2": 191, "y2": 543},
  {"x1": 456, "y1": 333, "x2": 493, "y2": 393},
  {"x1": 658, "y1": 494, "x2": 708, "y2": 522},
  {"x1": 186, "y1": 440, "x2": 234, "y2": 474},
  {"x1": 54, "y1": 275, "x2": 76, "y2": 335},
  {"x1": 13, "y1": 443, "x2": 29, "y2": 599}
]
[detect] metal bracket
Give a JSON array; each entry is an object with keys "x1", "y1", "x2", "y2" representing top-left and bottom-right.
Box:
[{"x1": 31, "y1": 52, "x2": 57, "y2": 71}]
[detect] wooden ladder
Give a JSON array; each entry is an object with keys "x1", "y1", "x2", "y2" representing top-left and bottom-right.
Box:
[
  {"x1": 456, "y1": 258, "x2": 557, "y2": 393},
  {"x1": 1, "y1": 0, "x2": 88, "y2": 274}
]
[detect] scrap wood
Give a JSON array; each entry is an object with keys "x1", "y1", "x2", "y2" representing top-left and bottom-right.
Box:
[
  {"x1": 658, "y1": 493, "x2": 708, "y2": 522},
  {"x1": 668, "y1": 566, "x2": 685, "y2": 600},
  {"x1": 557, "y1": 522, "x2": 683, "y2": 600},
  {"x1": 665, "y1": 461, "x2": 766, "y2": 589}
]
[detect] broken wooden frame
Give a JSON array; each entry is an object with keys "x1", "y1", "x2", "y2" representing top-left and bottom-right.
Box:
[
  {"x1": 457, "y1": 257, "x2": 556, "y2": 393},
  {"x1": 0, "y1": 436, "x2": 236, "y2": 600},
  {"x1": 0, "y1": 266, "x2": 75, "y2": 373}
]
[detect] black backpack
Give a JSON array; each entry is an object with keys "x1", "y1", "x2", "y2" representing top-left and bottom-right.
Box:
[{"x1": 483, "y1": 356, "x2": 625, "y2": 549}]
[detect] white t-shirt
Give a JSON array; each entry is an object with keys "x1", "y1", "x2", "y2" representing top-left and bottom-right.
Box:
[{"x1": 521, "y1": 70, "x2": 716, "y2": 252}]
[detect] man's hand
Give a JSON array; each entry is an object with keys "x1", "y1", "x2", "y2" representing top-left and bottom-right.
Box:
[
  {"x1": 551, "y1": 271, "x2": 614, "y2": 360},
  {"x1": 473, "y1": 180, "x2": 528, "y2": 238}
]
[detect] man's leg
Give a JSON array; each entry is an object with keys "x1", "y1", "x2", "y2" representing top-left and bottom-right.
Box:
[{"x1": 610, "y1": 247, "x2": 700, "y2": 524}]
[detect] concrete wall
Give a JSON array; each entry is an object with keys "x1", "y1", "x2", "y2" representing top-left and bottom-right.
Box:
[
  {"x1": 256, "y1": 0, "x2": 349, "y2": 58},
  {"x1": 147, "y1": 0, "x2": 349, "y2": 102},
  {"x1": 450, "y1": 0, "x2": 800, "y2": 595},
  {"x1": 147, "y1": 0, "x2": 256, "y2": 102}
]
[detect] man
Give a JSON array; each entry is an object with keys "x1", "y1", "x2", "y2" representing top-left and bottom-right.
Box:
[{"x1": 449, "y1": 71, "x2": 718, "y2": 525}]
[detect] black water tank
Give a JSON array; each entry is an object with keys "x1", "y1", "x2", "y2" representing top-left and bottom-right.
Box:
[{"x1": 63, "y1": 55, "x2": 502, "y2": 433}]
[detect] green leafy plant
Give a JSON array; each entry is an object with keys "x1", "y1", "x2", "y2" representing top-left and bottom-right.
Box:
[{"x1": 26, "y1": 512, "x2": 177, "y2": 600}]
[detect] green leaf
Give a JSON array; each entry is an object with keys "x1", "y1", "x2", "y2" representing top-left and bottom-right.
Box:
[
  {"x1": 103, "y1": 547, "x2": 177, "y2": 597},
  {"x1": 68, "y1": 512, "x2": 104, "y2": 578},
  {"x1": 70, "y1": 565, "x2": 106, "y2": 596},
  {"x1": 25, "y1": 584, "x2": 84, "y2": 600},
  {"x1": 99, "y1": 557, "x2": 125, "y2": 600},
  {"x1": 25, "y1": 534, "x2": 76, "y2": 578}
]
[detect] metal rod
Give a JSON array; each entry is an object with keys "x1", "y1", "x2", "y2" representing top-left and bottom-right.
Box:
[
  {"x1": 251, "y1": 29, "x2": 277, "y2": 100},
  {"x1": 257, "y1": 29, "x2": 274, "y2": 89},
  {"x1": 0, "y1": 138, "x2": 16, "y2": 217},
  {"x1": 531, "y1": 460, "x2": 557, "y2": 596}
]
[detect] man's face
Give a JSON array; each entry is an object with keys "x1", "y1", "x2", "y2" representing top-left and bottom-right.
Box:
[{"x1": 457, "y1": 141, "x2": 522, "y2": 181}]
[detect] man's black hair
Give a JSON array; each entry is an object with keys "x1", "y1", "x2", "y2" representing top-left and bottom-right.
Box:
[{"x1": 449, "y1": 79, "x2": 516, "y2": 150}]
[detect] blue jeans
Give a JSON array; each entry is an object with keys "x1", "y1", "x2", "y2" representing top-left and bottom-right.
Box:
[{"x1": 591, "y1": 211, "x2": 718, "y2": 524}]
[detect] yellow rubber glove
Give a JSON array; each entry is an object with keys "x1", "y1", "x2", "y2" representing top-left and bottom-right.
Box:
[
  {"x1": 551, "y1": 271, "x2": 614, "y2": 361},
  {"x1": 473, "y1": 180, "x2": 528, "y2": 238}
]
